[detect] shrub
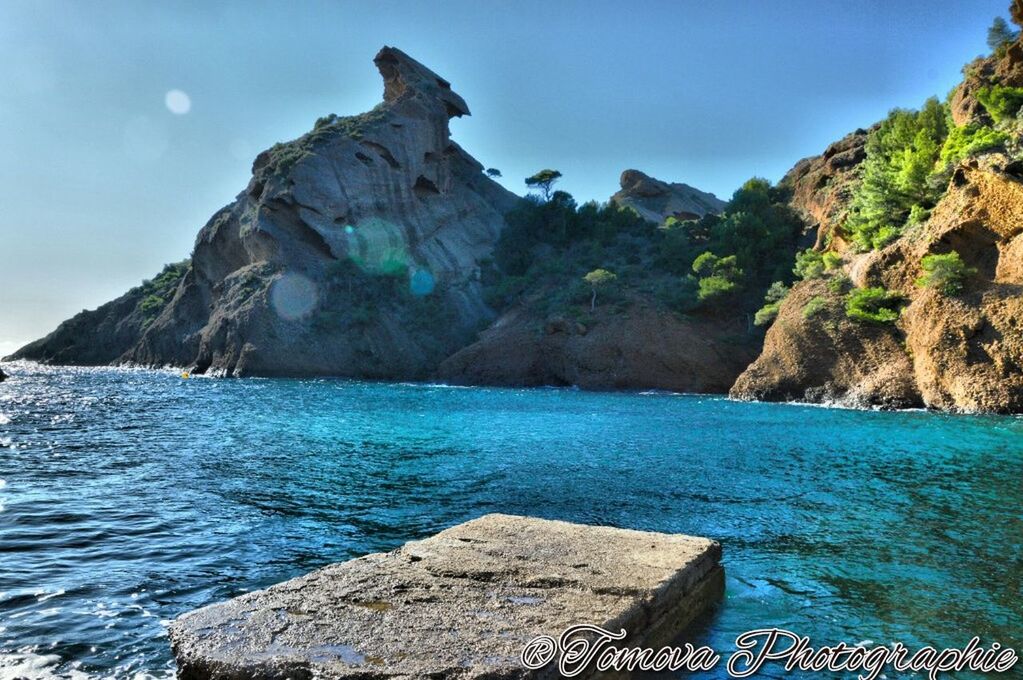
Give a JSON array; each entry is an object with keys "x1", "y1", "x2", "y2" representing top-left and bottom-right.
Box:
[
  {"x1": 652, "y1": 275, "x2": 700, "y2": 314},
  {"x1": 915, "y1": 251, "x2": 976, "y2": 295},
  {"x1": 753, "y1": 281, "x2": 790, "y2": 326},
  {"x1": 827, "y1": 273, "x2": 852, "y2": 294},
  {"x1": 698, "y1": 275, "x2": 739, "y2": 302},
  {"x1": 802, "y1": 296, "x2": 828, "y2": 319},
  {"x1": 135, "y1": 260, "x2": 190, "y2": 327},
  {"x1": 939, "y1": 124, "x2": 1009, "y2": 167},
  {"x1": 906, "y1": 204, "x2": 930, "y2": 227},
  {"x1": 845, "y1": 287, "x2": 903, "y2": 324},
  {"x1": 822, "y1": 251, "x2": 843, "y2": 271},
  {"x1": 977, "y1": 85, "x2": 1023, "y2": 123},
  {"x1": 793, "y1": 249, "x2": 825, "y2": 280}
]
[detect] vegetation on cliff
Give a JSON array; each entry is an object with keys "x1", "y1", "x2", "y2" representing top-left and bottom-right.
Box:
[
  {"x1": 135, "y1": 260, "x2": 190, "y2": 327},
  {"x1": 734, "y1": 3, "x2": 1023, "y2": 412},
  {"x1": 483, "y1": 174, "x2": 805, "y2": 328}
]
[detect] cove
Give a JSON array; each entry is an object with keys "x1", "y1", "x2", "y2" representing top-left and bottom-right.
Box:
[{"x1": 0, "y1": 363, "x2": 1020, "y2": 678}]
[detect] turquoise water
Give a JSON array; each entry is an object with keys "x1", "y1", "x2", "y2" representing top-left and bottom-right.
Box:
[{"x1": 0, "y1": 362, "x2": 1020, "y2": 678}]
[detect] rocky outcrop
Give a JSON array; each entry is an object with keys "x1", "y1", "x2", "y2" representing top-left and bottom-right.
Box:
[
  {"x1": 779, "y1": 128, "x2": 869, "y2": 252},
  {"x1": 11, "y1": 48, "x2": 519, "y2": 377},
  {"x1": 170, "y1": 514, "x2": 724, "y2": 679},
  {"x1": 732, "y1": 155, "x2": 1023, "y2": 412},
  {"x1": 950, "y1": 30, "x2": 1023, "y2": 127},
  {"x1": 0, "y1": 367, "x2": 6, "y2": 382},
  {"x1": 438, "y1": 301, "x2": 759, "y2": 392},
  {"x1": 9, "y1": 284, "x2": 155, "y2": 366},
  {"x1": 610, "y1": 169, "x2": 724, "y2": 223},
  {"x1": 729, "y1": 278, "x2": 922, "y2": 408}
]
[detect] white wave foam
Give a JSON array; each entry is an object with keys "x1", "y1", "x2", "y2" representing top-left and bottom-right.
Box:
[
  {"x1": 0, "y1": 650, "x2": 174, "y2": 679},
  {"x1": 0, "y1": 414, "x2": 10, "y2": 425},
  {"x1": 0, "y1": 651, "x2": 86, "y2": 680}
]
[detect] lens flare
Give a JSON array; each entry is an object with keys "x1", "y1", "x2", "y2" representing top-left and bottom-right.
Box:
[
  {"x1": 270, "y1": 273, "x2": 318, "y2": 321},
  {"x1": 410, "y1": 268, "x2": 435, "y2": 296},
  {"x1": 345, "y1": 217, "x2": 409, "y2": 275},
  {"x1": 165, "y1": 89, "x2": 192, "y2": 115}
]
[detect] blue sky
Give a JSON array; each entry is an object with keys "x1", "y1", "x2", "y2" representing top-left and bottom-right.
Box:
[{"x1": 0, "y1": 0, "x2": 1008, "y2": 354}]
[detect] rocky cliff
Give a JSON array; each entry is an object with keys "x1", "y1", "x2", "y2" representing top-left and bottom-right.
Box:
[
  {"x1": 436, "y1": 170, "x2": 761, "y2": 393},
  {"x1": 611, "y1": 169, "x2": 725, "y2": 223},
  {"x1": 779, "y1": 128, "x2": 870, "y2": 252},
  {"x1": 11, "y1": 48, "x2": 520, "y2": 377},
  {"x1": 732, "y1": 155, "x2": 1023, "y2": 412},
  {"x1": 437, "y1": 301, "x2": 756, "y2": 392},
  {"x1": 731, "y1": 15, "x2": 1023, "y2": 414}
]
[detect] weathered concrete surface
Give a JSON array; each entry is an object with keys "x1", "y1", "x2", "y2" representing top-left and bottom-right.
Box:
[{"x1": 170, "y1": 514, "x2": 724, "y2": 679}]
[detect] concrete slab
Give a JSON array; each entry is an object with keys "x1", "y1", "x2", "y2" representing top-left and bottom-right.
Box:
[{"x1": 169, "y1": 514, "x2": 723, "y2": 679}]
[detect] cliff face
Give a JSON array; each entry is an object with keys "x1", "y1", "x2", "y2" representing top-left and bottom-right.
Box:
[
  {"x1": 779, "y1": 128, "x2": 869, "y2": 252},
  {"x1": 732, "y1": 155, "x2": 1023, "y2": 413},
  {"x1": 12, "y1": 48, "x2": 520, "y2": 377},
  {"x1": 731, "y1": 23, "x2": 1023, "y2": 413},
  {"x1": 610, "y1": 169, "x2": 725, "y2": 223},
  {"x1": 437, "y1": 302, "x2": 757, "y2": 392},
  {"x1": 437, "y1": 170, "x2": 760, "y2": 393}
]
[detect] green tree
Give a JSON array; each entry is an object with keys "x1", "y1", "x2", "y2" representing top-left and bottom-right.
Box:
[
  {"x1": 988, "y1": 16, "x2": 1018, "y2": 52},
  {"x1": 916, "y1": 251, "x2": 977, "y2": 295},
  {"x1": 693, "y1": 253, "x2": 742, "y2": 303},
  {"x1": 793, "y1": 249, "x2": 826, "y2": 280},
  {"x1": 486, "y1": 167, "x2": 502, "y2": 178},
  {"x1": 583, "y1": 268, "x2": 617, "y2": 311},
  {"x1": 525, "y1": 169, "x2": 563, "y2": 201},
  {"x1": 754, "y1": 281, "x2": 790, "y2": 326},
  {"x1": 845, "y1": 287, "x2": 903, "y2": 324},
  {"x1": 845, "y1": 99, "x2": 948, "y2": 251}
]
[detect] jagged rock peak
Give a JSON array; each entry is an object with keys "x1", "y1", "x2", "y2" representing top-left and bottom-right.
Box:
[
  {"x1": 374, "y1": 46, "x2": 470, "y2": 118},
  {"x1": 611, "y1": 169, "x2": 725, "y2": 224}
]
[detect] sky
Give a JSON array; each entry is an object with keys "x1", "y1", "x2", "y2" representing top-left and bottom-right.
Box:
[{"x1": 0, "y1": 0, "x2": 1009, "y2": 355}]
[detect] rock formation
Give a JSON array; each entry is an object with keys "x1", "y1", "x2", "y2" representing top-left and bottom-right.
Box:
[
  {"x1": 732, "y1": 21, "x2": 1023, "y2": 414},
  {"x1": 610, "y1": 169, "x2": 724, "y2": 223},
  {"x1": 10, "y1": 47, "x2": 520, "y2": 377},
  {"x1": 779, "y1": 128, "x2": 870, "y2": 251},
  {"x1": 732, "y1": 154, "x2": 1023, "y2": 413},
  {"x1": 438, "y1": 302, "x2": 757, "y2": 392}
]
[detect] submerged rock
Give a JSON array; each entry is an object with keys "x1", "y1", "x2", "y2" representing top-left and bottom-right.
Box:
[
  {"x1": 11, "y1": 47, "x2": 519, "y2": 378},
  {"x1": 610, "y1": 169, "x2": 724, "y2": 224},
  {"x1": 169, "y1": 514, "x2": 724, "y2": 679}
]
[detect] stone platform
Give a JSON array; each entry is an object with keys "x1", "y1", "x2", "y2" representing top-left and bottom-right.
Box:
[{"x1": 169, "y1": 514, "x2": 724, "y2": 679}]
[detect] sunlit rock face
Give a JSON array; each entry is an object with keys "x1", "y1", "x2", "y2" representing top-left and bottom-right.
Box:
[
  {"x1": 610, "y1": 169, "x2": 725, "y2": 224},
  {"x1": 16, "y1": 47, "x2": 520, "y2": 378}
]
